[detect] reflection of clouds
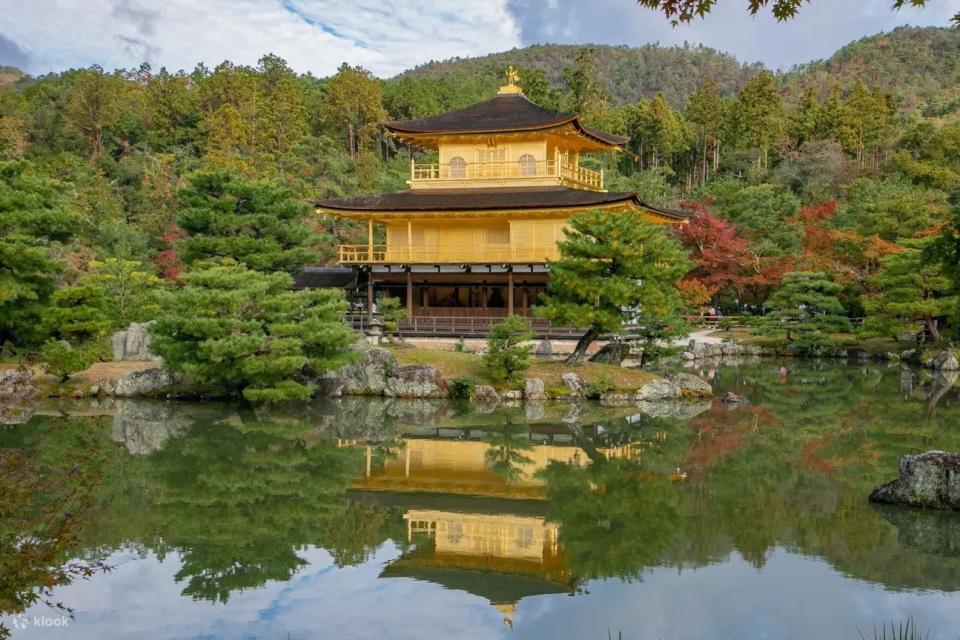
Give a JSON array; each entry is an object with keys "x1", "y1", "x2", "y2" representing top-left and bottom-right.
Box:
[
  {"x1": 18, "y1": 545, "x2": 960, "y2": 639},
  {"x1": 17, "y1": 543, "x2": 506, "y2": 640}
]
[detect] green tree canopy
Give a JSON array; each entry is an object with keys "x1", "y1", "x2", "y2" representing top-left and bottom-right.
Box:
[
  {"x1": 763, "y1": 271, "x2": 852, "y2": 347},
  {"x1": 176, "y1": 170, "x2": 317, "y2": 273},
  {"x1": 537, "y1": 209, "x2": 690, "y2": 362},
  {"x1": 150, "y1": 262, "x2": 356, "y2": 402},
  {"x1": 0, "y1": 161, "x2": 80, "y2": 346}
]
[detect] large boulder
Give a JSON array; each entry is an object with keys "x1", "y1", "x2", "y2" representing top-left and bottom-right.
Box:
[
  {"x1": 589, "y1": 342, "x2": 631, "y2": 365},
  {"x1": 561, "y1": 372, "x2": 588, "y2": 396},
  {"x1": 338, "y1": 348, "x2": 396, "y2": 395},
  {"x1": 535, "y1": 340, "x2": 553, "y2": 357},
  {"x1": 110, "y1": 322, "x2": 160, "y2": 361},
  {"x1": 113, "y1": 368, "x2": 184, "y2": 398},
  {"x1": 668, "y1": 372, "x2": 713, "y2": 398},
  {"x1": 384, "y1": 364, "x2": 449, "y2": 398},
  {"x1": 472, "y1": 384, "x2": 500, "y2": 405},
  {"x1": 922, "y1": 349, "x2": 960, "y2": 371},
  {"x1": 0, "y1": 369, "x2": 36, "y2": 403},
  {"x1": 869, "y1": 451, "x2": 960, "y2": 512},
  {"x1": 524, "y1": 378, "x2": 546, "y2": 401},
  {"x1": 635, "y1": 378, "x2": 682, "y2": 402}
]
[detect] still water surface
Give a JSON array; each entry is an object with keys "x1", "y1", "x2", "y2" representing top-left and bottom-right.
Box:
[{"x1": 2, "y1": 360, "x2": 960, "y2": 639}]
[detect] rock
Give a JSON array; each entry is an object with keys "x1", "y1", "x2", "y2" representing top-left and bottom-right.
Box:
[
  {"x1": 472, "y1": 384, "x2": 500, "y2": 404},
  {"x1": 668, "y1": 372, "x2": 713, "y2": 398},
  {"x1": 599, "y1": 392, "x2": 632, "y2": 406},
  {"x1": 524, "y1": 378, "x2": 546, "y2": 401},
  {"x1": 589, "y1": 342, "x2": 631, "y2": 365},
  {"x1": 0, "y1": 369, "x2": 36, "y2": 402},
  {"x1": 723, "y1": 391, "x2": 749, "y2": 404},
  {"x1": 113, "y1": 368, "x2": 184, "y2": 398},
  {"x1": 720, "y1": 341, "x2": 741, "y2": 356},
  {"x1": 338, "y1": 348, "x2": 397, "y2": 395},
  {"x1": 922, "y1": 349, "x2": 960, "y2": 371},
  {"x1": 561, "y1": 372, "x2": 587, "y2": 396},
  {"x1": 869, "y1": 451, "x2": 960, "y2": 512},
  {"x1": 872, "y1": 503, "x2": 960, "y2": 559},
  {"x1": 384, "y1": 364, "x2": 449, "y2": 399},
  {"x1": 109, "y1": 322, "x2": 160, "y2": 361},
  {"x1": 535, "y1": 340, "x2": 553, "y2": 357},
  {"x1": 744, "y1": 345, "x2": 763, "y2": 356},
  {"x1": 502, "y1": 389, "x2": 522, "y2": 401},
  {"x1": 901, "y1": 349, "x2": 921, "y2": 365},
  {"x1": 635, "y1": 379, "x2": 681, "y2": 402}
]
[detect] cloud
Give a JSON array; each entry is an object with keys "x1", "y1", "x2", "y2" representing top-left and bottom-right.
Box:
[
  {"x1": 0, "y1": 0, "x2": 521, "y2": 76},
  {"x1": 0, "y1": 33, "x2": 31, "y2": 70},
  {"x1": 506, "y1": 0, "x2": 960, "y2": 68}
]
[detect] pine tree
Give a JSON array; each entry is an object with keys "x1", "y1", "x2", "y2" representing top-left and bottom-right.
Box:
[
  {"x1": 65, "y1": 65, "x2": 121, "y2": 160},
  {"x1": 176, "y1": 170, "x2": 316, "y2": 273},
  {"x1": 150, "y1": 262, "x2": 356, "y2": 402},
  {"x1": 483, "y1": 315, "x2": 535, "y2": 381},
  {"x1": 685, "y1": 80, "x2": 726, "y2": 185},
  {"x1": 319, "y1": 63, "x2": 387, "y2": 157},
  {"x1": 763, "y1": 272, "x2": 852, "y2": 347},
  {"x1": 537, "y1": 209, "x2": 691, "y2": 362},
  {"x1": 864, "y1": 238, "x2": 955, "y2": 341},
  {"x1": 0, "y1": 161, "x2": 80, "y2": 346}
]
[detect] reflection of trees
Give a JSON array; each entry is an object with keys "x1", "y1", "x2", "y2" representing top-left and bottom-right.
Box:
[
  {"x1": 483, "y1": 417, "x2": 534, "y2": 484},
  {"x1": 0, "y1": 418, "x2": 113, "y2": 638},
  {"x1": 138, "y1": 413, "x2": 399, "y2": 603},
  {"x1": 541, "y1": 361, "x2": 960, "y2": 591}
]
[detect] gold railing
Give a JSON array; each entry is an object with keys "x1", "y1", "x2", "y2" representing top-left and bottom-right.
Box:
[
  {"x1": 338, "y1": 244, "x2": 561, "y2": 264},
  {"x1": 410, "y1": 160, "x2": 603, "y2": 190}
]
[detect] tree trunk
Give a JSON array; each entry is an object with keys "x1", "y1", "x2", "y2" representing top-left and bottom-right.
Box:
[
  {"x1": 566, "y1": 327, "x2": 601, "y2": 364},
  {"x1": 926, "y1": 314, "x2": 940, "y2": 342}
]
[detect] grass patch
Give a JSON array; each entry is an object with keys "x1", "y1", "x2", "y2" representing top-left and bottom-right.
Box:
[{"x1": 391, "y1": 348, "x2": 655, "y2": 391}]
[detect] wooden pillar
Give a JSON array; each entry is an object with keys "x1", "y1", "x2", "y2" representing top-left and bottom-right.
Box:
[
  {"x1": 407, "y1": 219, "x2": 413, "y2": 261},
  {"x1": 365, "y1": 446, "x2": 372, "y2": 477},
  {"x1": 367, "y1": 278, "x2": 374, "y2": 316},
  {"x1": 367, "y1": 219, "x2": 374, "y2": 262},
  {"x1": 507, "y1": 270, "x2": 514, "y2": 316},
  {"x1": 406, "y1": 270, "x2": 413, "y2": 318},
  {"x1": 405, "y1": 445, "x2": 411, "y2": 477}
]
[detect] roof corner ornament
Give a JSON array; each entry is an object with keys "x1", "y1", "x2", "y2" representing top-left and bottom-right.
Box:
[{"x1": 498, "y1": 65, "x2": 523, "y2": 95}]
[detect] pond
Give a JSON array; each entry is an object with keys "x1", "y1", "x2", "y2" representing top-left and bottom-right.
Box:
[{"x1": 2, "y1": 360, "x2": 960, "y2": 639}]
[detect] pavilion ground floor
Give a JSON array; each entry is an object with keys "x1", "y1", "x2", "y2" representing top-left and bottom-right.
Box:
[{"x1": 344, "y1": 264, "x2": 579, "y2": 337}]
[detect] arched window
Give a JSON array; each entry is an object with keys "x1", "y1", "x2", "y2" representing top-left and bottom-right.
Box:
[
  {"x1": 518, "y1": 154, "x2": 537, "y2": 176},
  {"x1": 449, "y1": 156, "x2": 466, "y2": 178}
]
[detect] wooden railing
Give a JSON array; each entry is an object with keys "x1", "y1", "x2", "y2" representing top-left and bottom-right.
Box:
[
  {"x1": 410, "y1": 159, "x2": 603, "y2": 191},
  {"x1": 338, "y1": 244, "x2": 560, "y2": 264},
  {"x1": 347, "y1": 313, "x2": 584, "y2": 337}
]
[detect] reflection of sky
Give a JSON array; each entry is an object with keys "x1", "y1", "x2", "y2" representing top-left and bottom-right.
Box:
[{"x1": 15, "y1": 545, "x2": 960, "y2": 639}]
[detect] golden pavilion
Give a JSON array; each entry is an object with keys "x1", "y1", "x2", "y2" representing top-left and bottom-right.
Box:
[{"x1": 315, "y1": 68, "x2": 687, "y2": 333}]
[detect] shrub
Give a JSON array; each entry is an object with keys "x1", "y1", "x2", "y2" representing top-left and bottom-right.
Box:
[
  {"x1": 586, "y1": 372, "x2": 615, "y2": 399},
  {"x1": 450, "y1": 377, "x2": 475, "y2": 399},
  {"x1": 483, "y1": 315, "x2": 535, "y2": 382},
  {"x1": 40, "y1": 340, "x2": 105, "y2": 382}
]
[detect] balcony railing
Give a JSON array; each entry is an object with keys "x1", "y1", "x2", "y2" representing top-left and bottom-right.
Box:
[
  {"x1": 338, "y1": 244, "x2": 560, "y2": 264},
  {"x1": 410, "y1": 160, "x2": 603, "y2": 191}
]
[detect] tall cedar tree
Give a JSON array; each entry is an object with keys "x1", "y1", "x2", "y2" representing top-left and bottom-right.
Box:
[
  {"x1": 0, "y1": 161, "x2": 80, "y2": 346},
  {"x1": 863, "y1": 237, "x2": 955, "y2": 341},
  {"x1": 537, "y1": 209, "x2": 690, "y2": 362},
  {"x1": 176, "y1": 171, "x2": 316, "y2": 273},
  {"x1": 150, "y1": 263, "x2": 356, "y2": 402},
  {"x1": 762, "y1": 272, "x2": 852, "y2": 346}
]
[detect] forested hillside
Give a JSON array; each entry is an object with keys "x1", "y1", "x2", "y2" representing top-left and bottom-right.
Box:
[
  {"x1": 3, "y1": 24, "x2": 960, "y2": 380},
  {"x1": 398, "y1": 43, "x2": 761, "y2": 106}
]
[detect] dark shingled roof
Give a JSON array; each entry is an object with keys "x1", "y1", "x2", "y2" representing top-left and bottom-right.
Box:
[
  {"x1": 317, "y1": 186, "x2": 688, "y2": 220},
  {"x1": 292, "y1": 267, "x2": 357, "y2": 289},
  {"x1": 385, "y1": 94, "x2": 628, "y2": 147}
]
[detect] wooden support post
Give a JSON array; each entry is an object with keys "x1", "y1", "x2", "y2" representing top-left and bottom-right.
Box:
[
  {"x1": 365, "y1": 446, "x2": 372, "y2": 477},
  {"x1": 406, "y1": 270, "x2": 413, "y2": 318},
  {"x1": 507, "y1": 270, "x2": 514, "y2": 316},
  {"x1": 407, "y1": 219, "x2": 413, "y2": 262},
  {"x1": 367, "y1": 219, "x2": 374, "y2": 262},
  {"x1": 367, "y1": 278, "x2": 374, "y2": 317}
]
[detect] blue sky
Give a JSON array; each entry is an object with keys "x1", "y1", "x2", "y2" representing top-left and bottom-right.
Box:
[{"x1": 0, "y1": 0, "x2": 958, "y2": 77}]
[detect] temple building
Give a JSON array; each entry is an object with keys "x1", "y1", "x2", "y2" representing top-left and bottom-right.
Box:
[{"x1": 315, "y1": 67, "x2": 687, "y2": 334}]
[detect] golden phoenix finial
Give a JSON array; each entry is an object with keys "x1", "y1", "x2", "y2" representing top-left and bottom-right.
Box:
[{"x1": 498, "y1": 65, "x2": 523, "y2": 95}]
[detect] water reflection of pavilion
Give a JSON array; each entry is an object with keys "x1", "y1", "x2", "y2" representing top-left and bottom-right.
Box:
[
  {"x1": 353, "y1": 423, "x2": 651, "y2": 499},
  {"x1": 347, "y1": 423, "x2": 658, "y2": 624}
]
